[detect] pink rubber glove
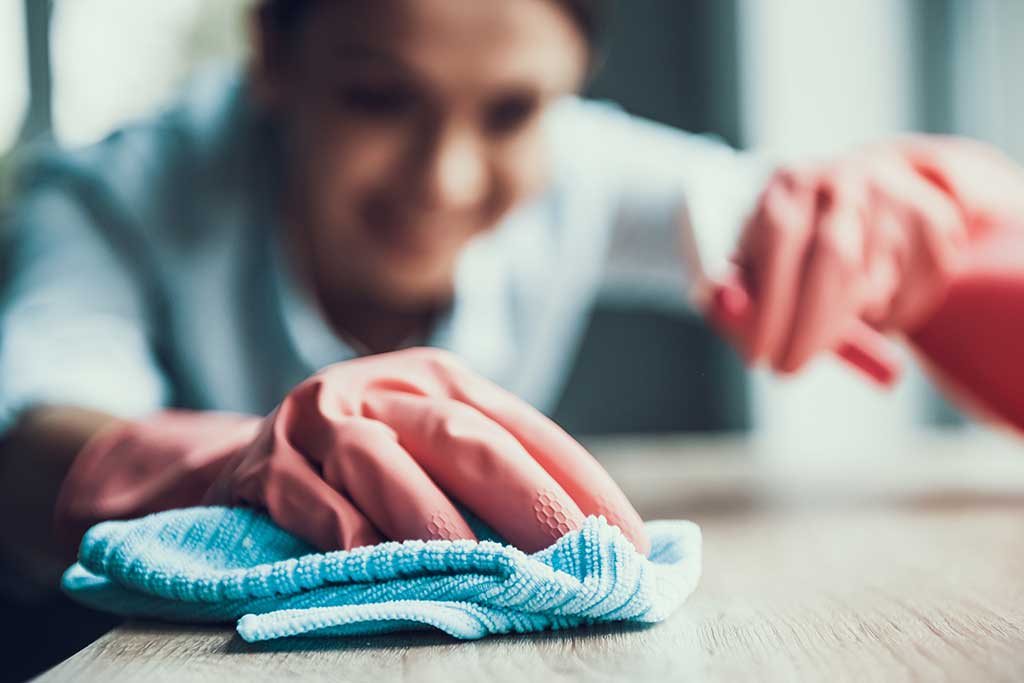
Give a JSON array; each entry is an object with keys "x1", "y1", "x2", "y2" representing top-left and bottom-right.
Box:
[
  {"x1": 727, "y1": 136, "x2": 1024, "y2": 374},
  {"x1": 53, "y1": 411, "x2": 260, "y2": 552},
  {"x1": 54, "y1": 348, "x2": 650, "y2": 555}
]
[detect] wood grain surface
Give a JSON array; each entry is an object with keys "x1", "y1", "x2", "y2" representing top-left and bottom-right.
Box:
[{"x1": 34, "y1": 430, "x2": 1024, "y2": 682}]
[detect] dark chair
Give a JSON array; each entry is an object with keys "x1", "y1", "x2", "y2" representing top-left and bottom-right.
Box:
[{"x1": 552, "y1": 303, "x2": 751, "y2": 436}]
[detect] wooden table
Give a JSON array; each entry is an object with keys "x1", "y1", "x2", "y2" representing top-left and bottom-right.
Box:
[{"x1": 35, "y1": 430, "x2": 1024, "y2": 682}]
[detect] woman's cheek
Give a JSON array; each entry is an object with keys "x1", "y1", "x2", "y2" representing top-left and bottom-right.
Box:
[
  {"x1": 497, "y1": 133, "x2": 551, "y2": 214},
  {"x1": 309, "y1": 124, "x2": 406, "y2": 232}
]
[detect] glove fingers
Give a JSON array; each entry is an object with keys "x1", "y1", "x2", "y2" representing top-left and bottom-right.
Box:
[
  {"x1": 742, "y1": 173, "x2": 817, "y2": 364},
  {"x1": 318, "y1": 416, "x2": 477, "y2": 543},
  {"x1": 430, "y1": 372, "x2": 650, "y2": 555},
  {"x1": 363, "y1": 392, "x2": 586, "y2": 554},
  {"x1": 240, "y1": 444, "x2": 384, "y2": 552},
  {"x1": 778, "y1": 201, "x2": 865, "y2": 373},
  {"x1": 887, "y1": 179, "x2": 966, "y2": 329}
]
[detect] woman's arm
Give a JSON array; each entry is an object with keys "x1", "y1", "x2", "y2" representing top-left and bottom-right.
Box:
[
  {"x1": 0, "y1": 158, "x2": 172, "y2": 584},
  {"x1": 0, "y1": 407, "x2": 120, "y2": 585},
  {"x1": 543, "y1": 97, "x2": 773, "y2": 302},
  {"x1": 49, "y1": 348, "x2": 652, "y2": 557}
]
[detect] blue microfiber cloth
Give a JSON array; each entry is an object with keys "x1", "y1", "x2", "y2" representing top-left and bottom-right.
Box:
[{"x1": 60, "y1": 507, "x2": 701, "y2": 642}]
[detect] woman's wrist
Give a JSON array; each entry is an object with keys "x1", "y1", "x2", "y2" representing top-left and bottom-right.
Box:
[{"x1": 0, "y1": 406, "x2": 123, "y2": 572}]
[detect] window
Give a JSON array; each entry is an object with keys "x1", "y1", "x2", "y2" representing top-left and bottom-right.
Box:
[
  {"x1": 50, "y1": 0, "x2": 250, "y2": 146},
  {"x1": 0, "y1": 0, "x2": 28, "y2": 154},
  {"x1": 947, "y1": 0, "x2": 1024, "y2": 161}
]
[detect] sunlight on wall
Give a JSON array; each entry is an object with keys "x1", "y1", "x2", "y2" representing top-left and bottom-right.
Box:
[{"x1": 739, "y1": 0, "x2": 916, "y2": 159}]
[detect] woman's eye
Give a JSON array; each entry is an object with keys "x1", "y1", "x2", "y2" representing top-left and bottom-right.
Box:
[
  {"x1": 336, "y1": 84, "x2": 415, "y2": 118},
  {"x1": 485, "y1": 95, "x2": 539, "y2": 135}
]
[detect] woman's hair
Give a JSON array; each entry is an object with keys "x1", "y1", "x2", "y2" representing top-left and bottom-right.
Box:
[{"x1": 259, "y1": 0, "x2": 607, "y2": 51}]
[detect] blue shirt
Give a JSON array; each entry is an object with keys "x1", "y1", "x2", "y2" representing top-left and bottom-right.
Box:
[{"x1": 0, "y1": 67, "x2": 768, "y2": 431}]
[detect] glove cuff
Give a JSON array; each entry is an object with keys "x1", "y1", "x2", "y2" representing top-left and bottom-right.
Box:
[{"x1": 53, "y1": 409, "x2": 260, "y2": 554}]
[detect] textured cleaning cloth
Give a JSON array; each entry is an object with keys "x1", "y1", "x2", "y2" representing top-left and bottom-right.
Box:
[{"x1": 61, "y1": 507, "x2": 701, "y2": 642}]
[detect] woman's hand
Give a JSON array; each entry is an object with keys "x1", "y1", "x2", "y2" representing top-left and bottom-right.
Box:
[
  {"x1": 55, "y1": 348, "x2": 649, "y2": 555},
  {"x1": 724, "y1": 136, "x2": 1024, "y2": 374}
]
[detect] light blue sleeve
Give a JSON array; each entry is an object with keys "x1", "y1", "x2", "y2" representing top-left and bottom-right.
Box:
[
  {"x1": 546, "y1": 98, "x2": 776, "y2": 301},
  {"x1": 0, "y1": 163, "x2": 171, "y2": 434}
]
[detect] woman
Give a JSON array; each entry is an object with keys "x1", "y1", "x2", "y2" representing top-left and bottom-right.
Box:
[{"x1": 1, "y1": 0, "x2": 1022, "y2": 577}]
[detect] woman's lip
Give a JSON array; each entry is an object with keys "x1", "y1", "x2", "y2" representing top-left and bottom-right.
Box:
[{"x1": 368, "y1": 222, "x2": 450, "y2": 259}]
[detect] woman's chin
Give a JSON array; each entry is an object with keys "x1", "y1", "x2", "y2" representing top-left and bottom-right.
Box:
[{"x1": 367, "y1": 270, "x2": 456, "y2": 312}]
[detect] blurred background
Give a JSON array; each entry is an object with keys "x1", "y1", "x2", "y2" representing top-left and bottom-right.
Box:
[
  {"x1": 2, "y1": 0, "x2": 1023, "y2": 442},
  {"x1": 2, "y1": 2, "x2": 1024, "y2": 679}
]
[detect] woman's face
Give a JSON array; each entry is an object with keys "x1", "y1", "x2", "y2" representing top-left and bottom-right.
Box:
[{"x1": 254, "y1": 0, "x2": 589, "y2": 311}]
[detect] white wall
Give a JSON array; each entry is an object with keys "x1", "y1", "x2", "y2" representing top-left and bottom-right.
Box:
[{"x1": 736, "y1": 0, "x2": 928, "y2": 454}]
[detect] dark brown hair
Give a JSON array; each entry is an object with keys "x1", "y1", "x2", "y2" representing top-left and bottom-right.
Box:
[{"x1": 259, "y1": 0, "x2": 606, "y2": 50}]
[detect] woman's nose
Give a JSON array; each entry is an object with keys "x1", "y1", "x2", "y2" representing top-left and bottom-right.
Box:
[{"x1": 414, "y1": 126, "x2": 489, "y2": 213}]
